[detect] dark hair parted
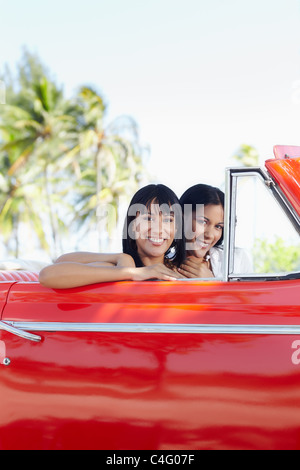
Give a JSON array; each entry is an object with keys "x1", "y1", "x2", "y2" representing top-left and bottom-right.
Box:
[
  {"x1": 122, "y1": 184, "x2": 185, "y2": 267},
  {"x1": 179, "y1": 184, "x2": 225, "y2": 247}
]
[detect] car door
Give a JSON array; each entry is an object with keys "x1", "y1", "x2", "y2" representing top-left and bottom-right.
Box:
[
  {"x1": 0, "y1": 159, "x2": 299, "y2": 450},
  {"x1": 0, "y1": 274, "x2": 16, "y2": 368},
  {"x1": 0, "y1": 276, "x2": 300, "y2": 450}
]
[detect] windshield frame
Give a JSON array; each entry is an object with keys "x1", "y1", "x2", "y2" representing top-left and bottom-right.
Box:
[{"x1": 223, "y1": 166, "x2": 300, "y2": 282}]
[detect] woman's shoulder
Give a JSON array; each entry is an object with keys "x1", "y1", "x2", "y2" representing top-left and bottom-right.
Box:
[{"x1": 210, "y1": 246, "x2": 224, "y2": 259}]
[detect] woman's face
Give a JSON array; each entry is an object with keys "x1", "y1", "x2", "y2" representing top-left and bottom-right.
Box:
[
  {"x1": 133, "y1": 203, "x2": 176, "y2": 264},
  {"x1": 185, "y1": 204, "x2": 224, "y2": 258}
]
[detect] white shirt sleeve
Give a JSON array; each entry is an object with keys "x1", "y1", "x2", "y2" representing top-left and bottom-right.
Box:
[
  {"x1": 210, "y1": 246, "x2": 253, "y2": 278},
  {"x1": 233, "y1": 247, "x2": 253, "y2": 274}
]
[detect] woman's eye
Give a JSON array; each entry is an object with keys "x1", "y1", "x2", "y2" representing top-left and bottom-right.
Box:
[
  {"x1": 142, "y1": 214, "x2": 154, "y2": 221},
  {"x1": 163, "y1": 217, "x2": 174, "y2": 223}
]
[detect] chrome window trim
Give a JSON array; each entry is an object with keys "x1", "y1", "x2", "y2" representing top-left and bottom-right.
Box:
[
  {"x1": 229, "y1": 273, "x2": 300, "y2": 281},
  {"x1": 6, "y1": 321, "x2": 300, "y2": 336},
  {"x1": 224, "y1": 167, "x2": 300, "y2": 282},
  {"x1": 223, "y1": 168, "x2": 234, "y2": 280}
]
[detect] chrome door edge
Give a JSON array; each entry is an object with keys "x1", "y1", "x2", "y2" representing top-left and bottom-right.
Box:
[
  {"x1": 0, "y1": 320, "x2": 42, "y2": 342},
  {"x1": 6, "y1": 322, "x2": 300, "y2": 335}
]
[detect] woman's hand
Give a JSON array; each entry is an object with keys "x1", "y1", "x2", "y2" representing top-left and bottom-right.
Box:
[
  {"x1": 131, "y1": 263, "x2": 184, "y2": 281},
  {"x1": 178, "y1": 256, "x2": 214, "y2": 279}
]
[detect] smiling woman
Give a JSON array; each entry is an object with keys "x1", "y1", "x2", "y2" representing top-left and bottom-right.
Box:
[
  {"x1": 123, "y1": 184, "x2": 185, "y2": 268},
  {"x1": 39, "y1": 184, "x2": 185, "y2": 288},
  {"x1": 178, "y1": 184, "x2": 251, "y2": 278},
  {"x1": 178, "y1": 184, "x2": 225, "y2": 278}
]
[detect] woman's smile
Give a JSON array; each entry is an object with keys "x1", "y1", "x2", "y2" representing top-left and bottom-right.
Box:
[
  {"x1": 186, "y1": 204, "x2": 224, "y2": 258},
  {"x1": 147, "y1": 237, "x2": 167, "y2": 245},
  {"x1": 193, "y1": 239, "x2": 210, "y2": 250}
]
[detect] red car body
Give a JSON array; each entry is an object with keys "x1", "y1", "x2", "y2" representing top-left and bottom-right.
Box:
[{"x1": 0, "y1": 146, "x2": 300, "y2": 450}]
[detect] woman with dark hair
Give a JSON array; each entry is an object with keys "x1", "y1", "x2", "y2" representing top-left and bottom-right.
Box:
[
  {"x1": 39, "y1": 184, "x2": 185, "y2": 288},
  {"x1": 178, "y1": 184, "x2": 250, "y2": 278},
  {"x1": 122, "y1": 184, "x2": 185, "y2": 269}
]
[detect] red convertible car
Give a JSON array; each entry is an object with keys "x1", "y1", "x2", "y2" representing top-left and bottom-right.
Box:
[{"x1": 0, "y1": 145, "x2": 299, "y2": 450}]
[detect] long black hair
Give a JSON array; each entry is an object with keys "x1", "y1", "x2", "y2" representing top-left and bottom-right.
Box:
[
  {"x1": 122, "y1": 184, "x2": 185, "y2": 267},
  {"x1": 179, "y1": 184, "x2": 225, "y2": 247}
]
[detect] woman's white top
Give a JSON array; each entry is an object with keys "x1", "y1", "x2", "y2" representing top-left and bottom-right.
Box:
[{"x1": 209, "y1": 246, "x2": 253, "y2": 278}]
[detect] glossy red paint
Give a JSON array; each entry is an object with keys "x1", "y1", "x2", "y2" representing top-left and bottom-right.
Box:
[
  {"x1": 0, "y1": 282, "x2": 14, "y2": 317},
  {"x1": 1, "y1": 279, "x2": 300, "y2": 325},
  {"x1": 265, "y1": 155, "x2": 300, "y2": 217},
  {"x1": 0, "y1": 153, "x2": 299, "y2": 450},
  {"x1": 1, "y1": 279, "x2": 300, "y2": 450},
  {"x1": 0, "y1": 272, "x2": 38, "y2": 318}
]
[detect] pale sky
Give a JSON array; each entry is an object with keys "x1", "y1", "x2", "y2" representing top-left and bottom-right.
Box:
[
  {"x1": 1, "y1": 0, "x2": 300, "y2": 196},
  {"x1": 1, "y1": 0, "x2": 300, "y2": 257}
]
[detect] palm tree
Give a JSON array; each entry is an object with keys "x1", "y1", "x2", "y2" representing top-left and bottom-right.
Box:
[
  {"x1": 0, "y1": 50, "x2": 147, "y2": 258},
  {"x1": 70, "y1": 86, "x2": 145, "y2": 249},
  {"x1": 0, "y1": 51, "x2": 79, "y2": 258}
]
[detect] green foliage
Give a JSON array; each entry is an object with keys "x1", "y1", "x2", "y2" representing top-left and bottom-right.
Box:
[
  {"x1": 0, "y1": 49, "x2": 146, "y2": 258},
  {"x1": 254, "y1": 237, "x2": 300, "y2": 273},
  {"x1": 233, "y1": 144, "x2": 260, "y2": 167}
]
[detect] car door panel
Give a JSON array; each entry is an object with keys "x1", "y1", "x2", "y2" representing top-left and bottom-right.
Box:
[{"x1": 0, "y1": 279, "x2": 300, "y2": 450}]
